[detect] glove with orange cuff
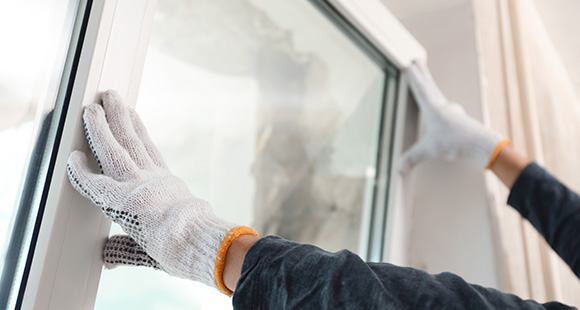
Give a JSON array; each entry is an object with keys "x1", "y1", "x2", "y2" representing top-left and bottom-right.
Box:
[
  {"x1": 400, "y1": 62, "x2": 510, "y2": 172},
  {"x1": 66, "y1": 90, "x2": 257, "y2": 296}
]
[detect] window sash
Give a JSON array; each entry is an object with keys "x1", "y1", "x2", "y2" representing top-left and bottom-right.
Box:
[{"x1": 20, "y1": 0, "x2": 425, "y2": 308}]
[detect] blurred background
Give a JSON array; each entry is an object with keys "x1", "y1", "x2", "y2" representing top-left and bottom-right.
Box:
[{"x1": 0, "y1": 0, "x2": 579, "y2": 309}]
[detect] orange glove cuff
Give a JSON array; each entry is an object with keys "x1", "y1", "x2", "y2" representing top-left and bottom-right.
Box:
[{"x1": 485, "y1": 139, "x2": 512, "y2": 170}]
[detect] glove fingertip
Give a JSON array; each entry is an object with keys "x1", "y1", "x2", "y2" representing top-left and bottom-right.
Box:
[
  {"x1": 399, "y1": 141, "x2": 433, "y2": 174},
  {"x1": 103, "y1": 235, "x2": 124, "y2": 270},
  {"x1": 398, "y1": 155, "x2": 415, "y2": 174},
  {"x1": 100, "y1": 89, "x2": 122, "y2": 104},
  {"x1": 83, "y1": 103, "x2": 106, "y2": 120},
  {"x1": 103, "y1": 235, "x2": 161, "y2": 270},
  {"x1": 103, "y1": 261, "x2": 118, "y2": 270},
  {"x1": 66, "y1": 151, "x2": 88, "y2": 180},
  {"x1": 66, "y1": 150, "x2": 111, "y2": 207},
  {"x1": 67, "y1": 149, "x2": 86, "y2": 164}
]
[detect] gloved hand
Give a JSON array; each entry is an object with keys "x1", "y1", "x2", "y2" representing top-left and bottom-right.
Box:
[
  {"x1": 399, "y1": 62, "x2": 510, "y2": 172},
  {"x1": 67, "y1": 90, "x2": 257, "y2": 295},
  {"x1": 103, "y1": 234, "x2": 161, "y2": 270}
]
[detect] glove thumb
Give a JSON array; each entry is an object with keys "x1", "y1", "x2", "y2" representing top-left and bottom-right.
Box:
[
  {"x1": 399, "y1": 138, "x2": 437, "y2": 174},
  {"x1": 103, "y1": 235, "x2": 161, "y2": 270}
]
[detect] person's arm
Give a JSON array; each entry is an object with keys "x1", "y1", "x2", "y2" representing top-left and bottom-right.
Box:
[
  {"x1": 489, "y1": 144, "x2": 530, "y2": 189},
  {"x1": 233, "y1": 236, "x2": 577, "y2": 309},
  {"x1": 488, "y1": 145, "x2": 580, "y2": 277},
  {"x1": 223, "y1": 234, "x2": 260, "y2": 291},
  {"x1": 504, "y1": 160, "x2": 580, "y2": 278}
]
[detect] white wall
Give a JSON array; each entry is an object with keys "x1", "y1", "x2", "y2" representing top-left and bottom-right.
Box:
[
  {"x1": 382, "y1": 0, "x2": 499, "y2": 289},
  {"x1": 532, "y1": 0, "x2": 580, "y2": 100}
]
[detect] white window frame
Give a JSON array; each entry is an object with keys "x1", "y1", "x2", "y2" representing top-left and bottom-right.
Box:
[
  {"x1": 18, "y1": 0, "x2": 425, "y2": 308},
  {"x1": 327, "y1": 0, "x2": 426, "y2": 264}
]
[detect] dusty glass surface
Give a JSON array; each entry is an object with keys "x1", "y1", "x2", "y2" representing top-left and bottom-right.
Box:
[
  {"x1": 0, "y1": 0, "x2": 80, "y2": 306},
  {"x1": 95, "y1": 0, "x2": 387, "y2": 308}
]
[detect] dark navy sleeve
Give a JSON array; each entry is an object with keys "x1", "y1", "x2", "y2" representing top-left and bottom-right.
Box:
[
  {"x1": 507, "y1": 163, "x2": 580, "y2": 278},
  {"x1": 233, "y1": 236, "x2": 576, "y2": 310}
]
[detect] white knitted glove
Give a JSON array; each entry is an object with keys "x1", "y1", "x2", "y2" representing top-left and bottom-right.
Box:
[
  {"x1": 67, "y1": 90, "x2": 256, "y2": 295},
  {"x1": 103, "y1": 234, "x2": 161, "y2": 270},
  {"x1": 399, "y1": 62, "x2": 509, "y2": 173}
]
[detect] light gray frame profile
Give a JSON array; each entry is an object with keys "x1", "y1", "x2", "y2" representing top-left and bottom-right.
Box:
[
  {"x1": 3, "y1": 0, "x2": 426, "y2": 309},
  {"x1": 309, "y1": 0, "x2": 400, "y2": 262},
  {"x1": 310, "y1": 0, "x2": 425, "y2": 263},
  {"x1": 0, "y1": 0, "x2": 93, "y2": 308}
]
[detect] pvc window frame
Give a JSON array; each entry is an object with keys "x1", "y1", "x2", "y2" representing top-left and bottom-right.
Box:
[{"x1": 17, "y1": 0, "x2": 425, "y2": 308}]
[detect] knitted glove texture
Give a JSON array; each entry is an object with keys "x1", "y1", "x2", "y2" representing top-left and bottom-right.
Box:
[
  {"x1": 67, "y1": 90, "x2": 235, "y2": 288},
  {"x1": 400, "y1": 62, "x2": 504, "y2": 172},
  {"x1": 103, "y1": 234, "x2": 161, "y2": 270}
]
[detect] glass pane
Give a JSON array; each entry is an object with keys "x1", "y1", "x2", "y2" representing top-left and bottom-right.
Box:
[
  {"x1": 0, "y1": 0, "x2": 83, "y2": 307},
  {"x1": 96, "y1": 0, "x2": 394, "y2": 308}
]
